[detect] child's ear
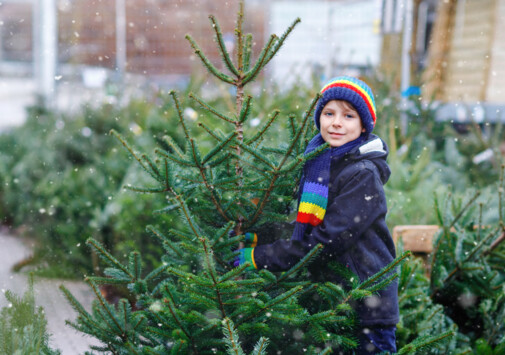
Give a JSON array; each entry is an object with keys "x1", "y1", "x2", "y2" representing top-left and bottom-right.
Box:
[{"x1": 362, "y1": 128, "x2": 366, "y2": 133}]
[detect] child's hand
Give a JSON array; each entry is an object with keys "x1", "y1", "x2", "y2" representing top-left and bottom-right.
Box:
[
  {"x1": 242, "y1": 232, "x2": 258, "y2": 248},
  {"x1": 233, "y1": 248, "x2": 256, "y2": 270},
  {"x1": 229, "y1": 231, "x2": 258, "y2": 248}
]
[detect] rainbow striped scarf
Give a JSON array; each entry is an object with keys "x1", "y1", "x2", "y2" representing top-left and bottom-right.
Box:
[{"x1": 291, "y1": 133, "x2": 366, "y2": 241}]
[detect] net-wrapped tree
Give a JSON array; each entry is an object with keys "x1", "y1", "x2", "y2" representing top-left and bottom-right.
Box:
[
  {"x1": 60, "y1": 3, "x2": 440, "y2": 354},
  {"x1": 396, "y1": 172, "x2": 505, "y2": 353},
  {"x1": 1, "y1": 276, "x2": 60, "y2": 355}
]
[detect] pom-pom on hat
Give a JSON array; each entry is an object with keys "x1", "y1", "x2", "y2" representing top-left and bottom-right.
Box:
[{"x1": 313, "y1": 76, "x2": 377, "y2": 134}]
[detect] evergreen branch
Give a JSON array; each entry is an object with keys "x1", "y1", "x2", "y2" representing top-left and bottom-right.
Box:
[
  {"x1": 238, "y1": 286, "x2": 304, "y2": 325},
  {"x1": 266, "y1": 244, "x2": 323, "y2": 291},
  {"x1": 207, "y1": 152, "x2": 232, "y2": 168},
  {"x1": 86, "y1": 238, "x2": 133, "y2": 277},
  {"x1": 198, "y1": 122, "x2": 224, "y2": 141},
  {"x1": 222, "y1": 318, "x2": 245, "y2": 355},
  {"x1": 202, "y1": 132, "x2": 238, "y2": 165},
  {"x1": 141, "y1": 153, "x2": 162, "y2": 182},
  {"x1": 218, "y1": 263, "x2": 251, "y2": 282},
  {"x1": 478, "y1": 203, "x2": 484, "y2": 241},
  {"x1": 302, "y1": 141, "x2": 330, "y2": 162},
  {"x1": 448, "y1": 191, "x2": 481, "y2": 230},
  {"x1": 432, "y1": 227, "x2": 502, "y2": 297},
  {"x1": 167, "y1": 267, "x2": 212, "y2": 287},
  {"x1": 189, "y1": 138, "x2": 202, "y2": 165},
  {"x1": 110, "y1": 129, "x2": 152, "y2": 178},
  {"x1": 238, "y1": 95, "x2": 253, "y2": 123},
  {"x1": 209, "y1": 15, "x2": 240, "y2": 77},
  {"x1": 147, "y1": 225, "x2": 184, "y2": 257},
  {"x1": 277, "y1": 156, "x2": 304, "y2": 174},
  {"x1": 172, "y1": 193, "x2": 204, "y2": 240},
  {"x1": 365, "y1": 273, "x2": 398, "y2": 294},
  {"x1": 123, "y1": 185, "x2": 167, "y2": 194},
  {"x1": 277, "y1": 94, "x2": 321, "y2": 170},
  {"x1": 132, "y1": 315, "x2": 145, "y2": 331},
  {"x1": 245, "y1": 96, "x2": 320, "y2": 228},
  {"x1": 188, "y1": 138, "x2": 231, "y2": 221},
  {"x1": 252, "y1": 337, "x2": 269, "y2": 355},
  {"x1": 484, "y1": 230, "x2": 505, "y2": 256},
  {"x1": 264, "y1": 18, "x2": 301, "y2": 65},
  {"x1": 398, "y1": 289, "x2": 425, "y2": 304},
  {"x1": 246, "y1": 110, "x2": 280, "y2": 145},
  {"x1": 230, "y1": 154, "x2": 271, "y2": 178},
  {"x1": 358, "y1": 251, "x2": 410, "y2": 290},
  {"x1": 242, "y1": 34, "x2": 277, "y2": 85},
  {"x1": 236, "y1": 1, "x2": 244, "y2": 72},
  {"x1": 162, "y1": 135, "x2": 184, "y2": 158},
  {"x1": 397, "y1": 330, "x2": 454, "y2": 354},
  {"x1": 190, "y1": 92, "x2": 235, "y2": 123},
  {"x1": 129, "y1": 251, "x2": 142, "y2": 280},
  {"x1": 144, "y1": 263, "x2": 171, "y2": 282},
  {"x1": 467, "y1": 226, "x2": 500, "y2": 260},
  {"x1": 201, "y1": 237, "x2": 227, "y2": 318},
  {"x1": 260, "y1": 146, "x2": 288, "y2": 155},
  {"x1": 164, "y1": 159, "x2": 172, "y2": 189},
  {"x1": 212, "y1": 221, "x2": 235, "y2": 244},
  {"x1": 169, "y1": 228, "x2": 194, "y2": 243},
  {"x1": 301, "y1": 113, "x2": 316, "y2": 148},
  {"x1": 60, "y1": 285, "x2": 103, "y2": 329},
  {"x1": 86, "y1": 279, "x2": 126, "y2": 336},
  {"x1": 163, "y1": 297, "x2": 193, "y2": 342},
  {"x1": 433, "y1": 192, "x2": 444, "y2": 226},
  {"x1": 185, "y1": 35, "x2": 235, "y2": 85},
  {"x1": 169, "y1": 90, "x2": 191, "y2": 139},
  {"x1": 288, "y1": 114, "x2": 296, "y2": 141},
  {"x1": 235, "y1": 140, "x2": 276, "y2": 169},
  {"x1": 242, "y1": 33, "x2": 253, "y2": 72},
  {"x1": 155, "y1": 148, "x2": 196, "y2": 168},
  {"x1": 153, "y1": 204, "x2": 180, "y2": 215},
  {"x1": 86, "y1": 276, "x2": 130, "y2": 285},
  {"x1": 210, "y1": 175, "x2": 243, "y2": 188}
]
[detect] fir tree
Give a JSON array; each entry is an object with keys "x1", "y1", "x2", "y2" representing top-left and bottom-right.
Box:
[
  {"x1": 396, "y1": 168, "x2": 505, "y2": 353},
  {"x1": 0, "y1": 275, "x2": 60, "y2": 355},
  {"x1": 60, "y1": 3, "x2": 440, "y2": 354}
]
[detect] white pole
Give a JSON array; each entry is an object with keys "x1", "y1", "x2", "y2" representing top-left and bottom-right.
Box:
[
  {"x1": 115, "y1": 0, "x2": 126, "y2": 81},
  {"x1": 400, "y1": 0, "x2": 414, "y2": 135},
  {"x1": 33, "y1": 0, "x2": 57, "y2": 108}
]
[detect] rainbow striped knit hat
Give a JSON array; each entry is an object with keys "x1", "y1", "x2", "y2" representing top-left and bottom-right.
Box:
[{"x1": 313, "y1": 76, "x2": 377, "y2": 134}]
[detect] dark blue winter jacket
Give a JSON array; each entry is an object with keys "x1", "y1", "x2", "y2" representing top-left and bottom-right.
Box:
[{"x1": 252, "y1": 135, "x2": 399, "y2": 326}]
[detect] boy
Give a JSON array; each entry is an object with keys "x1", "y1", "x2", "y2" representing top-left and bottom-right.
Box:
[{"x1": 235, "y1": 76, "x2": 399, "y2": 354}]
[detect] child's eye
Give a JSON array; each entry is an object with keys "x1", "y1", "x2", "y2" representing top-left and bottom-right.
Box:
[
  {"x1": 324, "y1": 111, "x2": 333, "y2": 116},
  {"x1": 345, "y1": 113, "x2": 356, "y2": 119}
]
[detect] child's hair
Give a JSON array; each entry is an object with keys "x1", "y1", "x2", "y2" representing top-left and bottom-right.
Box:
[
  {"x1": 331, "y1": 99, "x2": 358, "y2": 113},
  {"x1": 313, "y1": 76, "x2": 377, "y2": 135}
]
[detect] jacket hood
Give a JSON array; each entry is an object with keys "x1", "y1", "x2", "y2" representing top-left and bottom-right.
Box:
[{"x1": 349, "y1": 134, "x2": 391, "y2": 184}]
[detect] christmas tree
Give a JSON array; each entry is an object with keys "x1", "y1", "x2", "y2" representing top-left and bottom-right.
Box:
[
  {"x1": 0, "y1": 275, "x2": 60, "y2": 355},
  {"x1": 61, "y1": 3, "x2": 446, "y2": 354}
]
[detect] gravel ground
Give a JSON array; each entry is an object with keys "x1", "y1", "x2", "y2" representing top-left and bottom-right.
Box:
[{"x1": 0, "y1": 231, "x2": 102, "y2": 354}]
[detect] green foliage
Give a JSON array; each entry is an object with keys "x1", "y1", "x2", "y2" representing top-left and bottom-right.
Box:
[
  {"x1": 59, "y1": 4, "x2": 417, "y2": 354},
  {"x1": 0, "y1": 101, "x2": 176, "y2": 277},
  {"x1": 396, "y1": 180, "x2": 505, "y2": 353},
  {"x1": 0, "y1": 275, "x2": 60, "y2": 355}
]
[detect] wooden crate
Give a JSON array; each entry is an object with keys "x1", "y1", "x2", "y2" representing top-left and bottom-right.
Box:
[{"x1": 392, "y1": 225, "x2": 440, "y2": 253}]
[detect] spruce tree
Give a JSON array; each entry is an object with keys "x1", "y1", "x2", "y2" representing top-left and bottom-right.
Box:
[
  {"x1": 60, "y1": 3, "x2": 442, "y2": 354},
  {"x1": 0, "y1": 275, "x2": 60, "y2": 355},
  {"x1": 396, "y1": 170, "x2": 505, "y2": 353}
]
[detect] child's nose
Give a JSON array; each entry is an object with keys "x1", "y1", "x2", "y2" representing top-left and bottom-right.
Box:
[{"x1": 331, "y1": 115, "x2": 343, "y2": 126}]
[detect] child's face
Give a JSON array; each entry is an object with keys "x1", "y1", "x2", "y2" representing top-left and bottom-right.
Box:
[{"x1": 320, "y1": 100, "x2": 365, "y2": 147}]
